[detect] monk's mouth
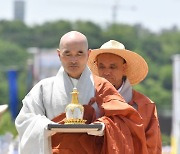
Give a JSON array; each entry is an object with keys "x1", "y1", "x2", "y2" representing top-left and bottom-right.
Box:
[
  {"x1": 104, "y1": 77, "x2": 113, "y2": 81},
  {"x1": 69, "y1": 65, "x2": 79, "y2": 68}
]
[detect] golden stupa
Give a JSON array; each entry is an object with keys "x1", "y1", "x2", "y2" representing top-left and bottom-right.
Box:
[{"x1": 65, "y1": 88, "x2": 86, "y2": 124}]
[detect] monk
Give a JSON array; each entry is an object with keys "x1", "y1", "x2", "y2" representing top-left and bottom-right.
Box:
[
  {"x1": 88, "y1": 40, "x2": 162, "y2": 154},
  {"x1": 15, "y1": 31, "x2": 148, "y2": 154}
]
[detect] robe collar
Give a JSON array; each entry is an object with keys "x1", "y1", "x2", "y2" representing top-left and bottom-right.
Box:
[
  {"x1": 118, "y1": 79, "x2": 133, "y2": 103},
  {"x1": 56, "y1": 66, "x2": 95, "y2": 106}
]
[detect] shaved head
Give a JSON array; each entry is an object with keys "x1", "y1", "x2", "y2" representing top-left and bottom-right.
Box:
[{"x1": 59, "y1": 31, "x2": 88, "y2": 51}]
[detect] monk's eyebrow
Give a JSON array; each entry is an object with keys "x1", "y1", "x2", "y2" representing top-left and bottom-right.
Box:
[
  {"x1": 98, "y1": 63, "x2": 104, "y2": 66},
  {"x1": 98, "y1": 63, "x2": 116, "y2": 66},
  {"x1": 63, "y1": 50, "x2": 70, "y2": 54}
]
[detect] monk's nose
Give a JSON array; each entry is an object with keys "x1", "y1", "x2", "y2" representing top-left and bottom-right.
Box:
[
  {"x1": 70, "y1": 56, "x2": 78, "y2": 63},
  {"x1": 103, "y1": 69, "x2": 111, "y2": 76}
]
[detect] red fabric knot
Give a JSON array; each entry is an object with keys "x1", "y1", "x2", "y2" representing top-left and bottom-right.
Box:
[{"x1": 88, "y1": 97, "x2": 96, "y2": 106}]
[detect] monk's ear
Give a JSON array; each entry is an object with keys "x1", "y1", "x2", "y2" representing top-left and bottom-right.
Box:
[
  {"x1": 57, "y1": 49, "x2": 61, "y2": 58},
  {"x1": 87, "y1": 49, "x2": 91, "y2": 57}
]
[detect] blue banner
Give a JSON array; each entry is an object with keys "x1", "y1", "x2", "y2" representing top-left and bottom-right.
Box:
[{"x1": 7, "y1": 69, "x2": 18, "y2": 120}]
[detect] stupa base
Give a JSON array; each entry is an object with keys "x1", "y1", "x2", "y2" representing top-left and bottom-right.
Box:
[{"x1": 64, "y1": 118, "x2": 87, "y2": 124}]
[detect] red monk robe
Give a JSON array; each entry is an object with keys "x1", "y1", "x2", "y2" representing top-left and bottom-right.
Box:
[
  {"x1": 51, "y1": 75, "x2": 148, "y2": 154},
  {"x1": 129, "y1": 90, "x2": 162, "y2": 154}
]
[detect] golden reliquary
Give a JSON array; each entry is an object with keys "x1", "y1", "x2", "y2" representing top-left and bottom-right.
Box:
[{"x1": 65, "y1": 88, "x2": 86, "y2": 124}]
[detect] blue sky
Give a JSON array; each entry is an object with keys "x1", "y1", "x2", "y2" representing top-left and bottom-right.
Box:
[{"x1": 0, "y1": 0, "x2": 180, "y2": 32}]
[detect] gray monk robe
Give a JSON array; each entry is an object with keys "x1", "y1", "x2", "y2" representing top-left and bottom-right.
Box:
[{"x1": 15, "y1": 66, "x2": 148, "y2": 154}]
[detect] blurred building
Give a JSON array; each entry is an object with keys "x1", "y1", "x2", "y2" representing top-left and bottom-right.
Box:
[
  {"x1": 14, "y1": 0, "x2": 25, "y2": 22},
  {"x1": 27, "y1": 48, "x2": 61, "y2": 87}
]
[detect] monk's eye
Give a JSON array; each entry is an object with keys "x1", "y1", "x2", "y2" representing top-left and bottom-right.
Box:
[
  {"x1": 110, "y1": 65, "x2": 117, "y2": 69},
  {"x1": 65, "y1": 54, "x2": 71, "y2": 56},
  {"x1": 63, "y1": 50, "x2": 71, "y2": 57},
  {"x1": 98, "y1": 65, "x2": 105, "y2": 69},
  {"x1": 77, "y1": 51, "x2": 84, "y2": 56}
]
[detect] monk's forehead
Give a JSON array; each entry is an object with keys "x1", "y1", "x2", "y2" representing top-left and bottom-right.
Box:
[{"x1": 60, "y1": 31, "x2": 88, "y2": 49}]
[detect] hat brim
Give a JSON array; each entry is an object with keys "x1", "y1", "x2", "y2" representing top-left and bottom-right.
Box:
[{"x1": 88, "y1": 48, "x2": 148, "y2": 85}]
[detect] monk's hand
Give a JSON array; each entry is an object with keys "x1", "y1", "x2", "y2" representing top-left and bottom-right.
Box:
[
  {"x1": 44, "y1": 122, "x2": 57, "y2": 137},
  {"x1": 87, "y1": 122, "x2": 105, "y2": 136}
]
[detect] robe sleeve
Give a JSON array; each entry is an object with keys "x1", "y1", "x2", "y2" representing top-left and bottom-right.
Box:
[
  {"x1": 145, "y1": 104, "x2": 162, "y2": 154},
  {"x1": 15, "y1": 81, "x2": 54, "y2": 154},
  {"x1": 132, "y1": 90, "x2": 162, "y2": 153}
]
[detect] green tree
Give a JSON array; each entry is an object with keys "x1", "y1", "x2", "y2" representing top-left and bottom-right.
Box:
[
  {"x1": 73, "y1": 20, "x2": 103, "y2": 48},
  {"x1": 0, "y1": 40, "x2": 29, "y2": 105},
  {"x1": 0, "y1": 40, "x2": 28, "y2": 68},
  {"x1": 0, "y1": 20, "x2": 31, "y2": 47},
  {"x1": 32, "y1": 20, "x2": 73, "y2": 48}
]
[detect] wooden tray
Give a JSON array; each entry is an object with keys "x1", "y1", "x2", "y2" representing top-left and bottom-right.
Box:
[{"x1": 47, "y1": 123, "x2": 102, "y2": 133}]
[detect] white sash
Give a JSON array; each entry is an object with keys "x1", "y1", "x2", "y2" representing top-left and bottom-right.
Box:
[{"x1": 52, "y1": 66, "x2": 96, "y2": 115}]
